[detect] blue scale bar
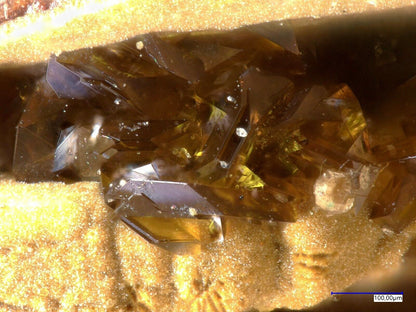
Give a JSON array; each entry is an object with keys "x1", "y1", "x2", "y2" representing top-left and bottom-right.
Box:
[{"x1": 331, "y1": 292, "x2": 403, "y2": 295}]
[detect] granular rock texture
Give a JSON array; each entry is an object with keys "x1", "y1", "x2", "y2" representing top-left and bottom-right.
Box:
[
  {"x1": 2, "y1": 4, "x2": 416, "y2": 312},
  {"x1": 1, "y1": 0, "x2": 416, "y2": 65},
  {"x1": 0, "y1": 179, "x2": 415, "y2": 311}
]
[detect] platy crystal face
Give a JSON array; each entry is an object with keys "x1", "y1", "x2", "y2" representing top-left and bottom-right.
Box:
[
  {"x1": 8, "y1": 24, "x2": 416, "y2": 251},
  {"x1": 314, "y1": 169, "x2": 355, "y2": 213}
]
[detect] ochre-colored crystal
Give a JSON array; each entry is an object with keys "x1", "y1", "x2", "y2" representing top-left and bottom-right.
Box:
[{"x1": 5, "y1": 24, "x2": 416, "y2": 251}]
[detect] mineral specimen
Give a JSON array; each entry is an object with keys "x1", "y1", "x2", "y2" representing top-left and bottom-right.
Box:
[{"x1": 5, "y1": 25, "x2": 416, "y2": 251}]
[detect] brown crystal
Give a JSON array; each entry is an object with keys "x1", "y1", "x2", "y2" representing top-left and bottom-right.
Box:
[{"x1": 5, "y1": 21, "x2": 416, "y2": 250}]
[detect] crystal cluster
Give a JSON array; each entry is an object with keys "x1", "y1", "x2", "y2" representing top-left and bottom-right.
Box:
[{"x1": 6, "y1": 24, "x2": 416, "y2": 250}]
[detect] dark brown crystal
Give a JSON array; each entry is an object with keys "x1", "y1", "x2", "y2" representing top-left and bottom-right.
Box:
[{"x1": 3, "y1": 21, "x2": 416, "y2": 251}]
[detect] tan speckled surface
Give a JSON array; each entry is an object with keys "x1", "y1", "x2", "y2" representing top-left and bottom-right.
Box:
[
  {"x1": 0, "y1": 179, "x2": 415, "y2": 311},
  {"x1": 1, "y1": 1, "x2": 416, "y2": 311},
  {"x1": 1, "y1": 0, "x2": 416, "y2": 65}
]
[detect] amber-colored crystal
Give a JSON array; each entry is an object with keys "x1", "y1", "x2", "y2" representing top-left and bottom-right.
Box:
[{"x1": 5, "y1": 23, "x2": 416, "y2": 251}]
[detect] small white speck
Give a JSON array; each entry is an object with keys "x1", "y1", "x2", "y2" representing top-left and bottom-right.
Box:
[
  {"x1": 226, "y1": 95, "x2": 236, "y2": 103},
  {"x1": 136, "y1": 41, "x2": 144, "y2": 50},
  {"x1": 188, "y1": 207, "x2": 197, "y2": 216},
  {"x1": 236, "y1": 127, "x2": 248, "y2": 138},
  {"x1": 219, "y1": 161, "x2": 228, "y2": 169}
]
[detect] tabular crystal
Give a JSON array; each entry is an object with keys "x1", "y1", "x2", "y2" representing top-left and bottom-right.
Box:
[{"x1": 9, "y1": 25, "x2": 416, "y2": 251}]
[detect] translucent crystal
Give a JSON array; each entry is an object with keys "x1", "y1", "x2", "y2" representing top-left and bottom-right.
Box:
[
  {"x1": 141, "y1": 35, "x2": 204, "y2": 82},
  {"x1": 0, "y1": 70, "x2": 30, "y2": 171},
  {"x1": 313, "y1": 163, "x2": 384, "y2": 214},
  {"x1": 46, "y1": 57, "x2": 95, "y2": 99},
  {"x1": 13, "y1": 125, "x2": 56, "y2": 180},
  {"x1": 8, "y1": 24, "x2": 416, "y2": 251},
  {"x1": 248, "y1": 21, "x2": 300, "y2": 55},
  {"x1": 53, "y1": 126, "x2": 117, "y2": 180},
  {"x1": 314, "y1": 169, "x2": 355, "y2": 213}
]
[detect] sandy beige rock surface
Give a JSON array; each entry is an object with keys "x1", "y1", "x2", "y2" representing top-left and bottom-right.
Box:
[
  {"x1": 1, "y1": 1, "x2": 416, "y2": 311},
  {"x1": 1, "y1": 0, "x2": 416, "y2": 65},
  {"x1": 0, "y1": 178, "x2": 415, "y2": 311}
]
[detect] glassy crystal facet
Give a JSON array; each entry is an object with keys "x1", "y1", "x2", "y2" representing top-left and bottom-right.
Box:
[{"x1": 7, "y1": 25, "x2": 416, "y2": 251}]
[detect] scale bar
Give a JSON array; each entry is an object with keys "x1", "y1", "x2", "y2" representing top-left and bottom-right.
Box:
[{"x1": 331, "y1": 292, "x2": 403, "y2": 295}]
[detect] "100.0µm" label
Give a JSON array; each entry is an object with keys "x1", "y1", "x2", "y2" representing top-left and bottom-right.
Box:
[{"x1": 374, "y1": 294, "x2": 403, "y2": 302}]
